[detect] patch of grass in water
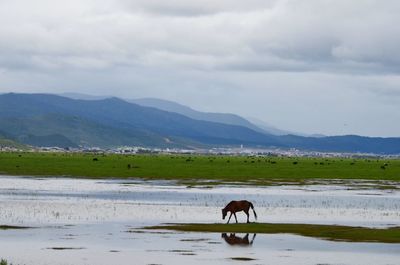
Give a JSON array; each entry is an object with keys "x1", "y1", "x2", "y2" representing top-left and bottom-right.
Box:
[
  {"x1": 146, "y1": 223, "x2": 400, "y2": 244},
  {"x1": 180, "y1": 238, "x2": 210, "y2": 242},
  {"x1": 230, "y1": 257, "x2": 256, "y2": 261},
  {"x1": 46, "y1": 247, "x2": 85, "y2": 250},
  {"x1": 168, "y1": 249, "x2": 197, "y2": 256},
  {"x1": 168, "y1": 249, "x2": 194, "y2": 253},
  {"x1": 126, "y1": 230, "x2": 176, "y2": 235},
  {"x1": 0, "y1": 225, "x2": 31, "y2": 230},
  {"x1": 375, "y1": 185, "x2": 398, "y2": 190}
]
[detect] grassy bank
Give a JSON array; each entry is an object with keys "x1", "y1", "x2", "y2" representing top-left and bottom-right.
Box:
[
  {"x1": 146, "y1": 223, "x2": 400, "y2": 243},
  {"x1": 0, "y1": 152, "x2": 399, "y2": 184}
]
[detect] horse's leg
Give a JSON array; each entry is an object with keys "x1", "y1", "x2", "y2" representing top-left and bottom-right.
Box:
[
  {"x1": 250, "y1": 234, "x2": 256, "y2": 244},
  {"x1": 227, "y1": 213, "x2": 232, "y2": 224},
  {"x1": 245, "y1": 210, "x2": 250, "y2": 223},
  {"x1": 234, "y1": 212, "x2": 238, "y2": 223}
]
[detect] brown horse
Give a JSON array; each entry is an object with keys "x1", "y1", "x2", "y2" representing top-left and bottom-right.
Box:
[
  {"x1": 221, "y1": 233, "x2": 256, "y2": 246},
  {"x1": 222, "y1": 200, "x2": 257, "y2": 224}
]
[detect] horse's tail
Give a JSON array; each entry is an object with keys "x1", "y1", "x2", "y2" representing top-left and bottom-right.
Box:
[{"x1": 249, "y1": 202, "x2": 257, "y2": 220}]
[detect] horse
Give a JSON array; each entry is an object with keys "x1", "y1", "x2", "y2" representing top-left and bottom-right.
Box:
[
  {"x1": 222, "y1": 200, "x2": 257, "y2": 224},
  {"x1": 221, "y1": 233, "x2": 256, "y2": 246}
]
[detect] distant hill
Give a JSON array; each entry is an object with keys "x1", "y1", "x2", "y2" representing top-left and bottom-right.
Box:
[
  {"x1": 61, "y1": 92, "x2": 109, "y2": 101},
  {"x1": 0, "y1": 93, "x2": 277, "y2": 148},
  {"x1": 0, "y1": 131, "x2": 27, "y2": 149},
  {"x1": 130, "y1": 98, "x2": 268, "y2": 134},
  {"x1": 20, "y1": 134, "x2": 78, "y2": 148},
  {"x1": 246, "y1": 117, "x2": 295, "y2": 136},
  {"x1": 0, "y1": 93, "x2": 399, "y2": 154},
  {"x1": 279, "y1": 134, "x2": 400, "y2": 154},
  {"x1": 0, "y1": 138, "x2": 26, "y2": 149},
  {"x1": 63, "y1": 94, "x2": 290, "y2": 136}
]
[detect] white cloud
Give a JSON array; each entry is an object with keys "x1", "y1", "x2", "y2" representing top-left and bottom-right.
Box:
[
  {"x1": 1, "y1": 0, "x2": 400, "y2": 73},
  {"x1": 0, "y1": 0, "x2": 399, "y2": 136}
]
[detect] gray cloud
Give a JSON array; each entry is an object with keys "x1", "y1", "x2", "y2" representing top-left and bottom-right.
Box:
[
  {"x1": 1, "y1": 0, "x2": 400, "y2": 73},
  {"x1": 117, "y1": 0, "x2": 279, "y2": 17},
  {"x1": 0, "y1": 0, "x2": 399, "y2": 136}
]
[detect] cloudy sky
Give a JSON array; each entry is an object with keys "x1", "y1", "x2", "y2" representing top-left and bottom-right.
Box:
[{"x1": 0, "y1": 0, "x2": 399, "y2": 137}]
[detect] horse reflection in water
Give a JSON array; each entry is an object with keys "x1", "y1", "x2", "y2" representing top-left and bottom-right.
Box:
[{"x1": 221, "y1": 233, "x2": 257, "y2": 246}]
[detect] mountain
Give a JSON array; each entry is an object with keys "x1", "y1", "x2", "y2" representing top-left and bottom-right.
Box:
[
  {"x1": 19, "y1": 134, "x2": 78, "y2": 148},
  {"x1": 61, "y1": 92, "x2": 109, "y2": 101},
  {"x1": 0, "y1": 130, "x2": 27, "y2": 149},
  {"x1": 130, "y1": 98, "x2": 268, "y2": 134},
  {"x1": 246, "y1": 117, "x2": 295, "y2": 136},
  {"x1": 0, "y1": 137, "x2": 26, "y2": 149},
  {"x1": 63, "y1": 94, "x2": 290, "y2": 136},
  {"x1": 0, "y1": 93, "x2": 399, "y2": 154},
  {"x1": 279, "y1": 134, "x2": 400, "y2": 154},
  {"x1": 0, "y1": 93, "x2": 277, "y2": 148}
]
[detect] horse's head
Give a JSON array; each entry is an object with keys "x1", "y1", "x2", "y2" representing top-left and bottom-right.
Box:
[{"x1": 222, "y1": 208, "x2": 227, "y2": 220}]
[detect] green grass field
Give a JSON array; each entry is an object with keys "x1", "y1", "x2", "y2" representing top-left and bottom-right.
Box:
[
  {"x1": 0, "y1": 152, "x2": 399, "y2": 184},
  {"x1": 146, "y1": 223, "x2": 400, "y2": 243}
]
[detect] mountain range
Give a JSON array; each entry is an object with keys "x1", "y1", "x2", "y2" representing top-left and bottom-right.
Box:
[
  {"x1": 131, "y1": 98, "x2": 266, "y2": 134},
  {"x1": 63, "y1": 93, "x2": 289, "y2": 135},
  {"x1": 0, "y1": 93, "x2": 399, "y2": 154}
]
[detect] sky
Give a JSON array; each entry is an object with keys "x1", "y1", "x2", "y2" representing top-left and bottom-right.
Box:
[{"x1": 0, "y1": 0, "x2": 399, "y2": 137}]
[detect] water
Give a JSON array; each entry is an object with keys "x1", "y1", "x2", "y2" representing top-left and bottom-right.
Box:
[{"x1": 0, "y1": 176, "x2": 399, "y2": 265}]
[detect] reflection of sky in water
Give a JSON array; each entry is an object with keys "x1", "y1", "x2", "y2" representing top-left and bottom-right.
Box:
[
  {"x1": 0, "y1": 176, "x2": 399, "y2": 265},
  {"x1": 0, "y1": 176, "x2": 399, "y2": 227},
  {"x1": 1, "y1": 222, "x2": 400, "y2": 265}
]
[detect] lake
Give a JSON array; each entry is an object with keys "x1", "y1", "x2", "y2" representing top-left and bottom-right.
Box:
[{"x1": 0, "y1": 176, "x2": 399, "y2": 265}]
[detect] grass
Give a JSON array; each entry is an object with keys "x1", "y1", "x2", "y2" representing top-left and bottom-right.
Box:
[
  {"x1": 0, "y1": 225, "x2": 31, "y2": 230},
  {"x1": 46, "y1": 247, "x2": 85, "y2": 250},
  {"x1": 146, "y1": 223, "x2": 400, "y2": 244},
  {"x1": 229, "y1": 257, "x2": 256, "y2": 261},
  {"x1": 0, "y1": 152, "x2": 399, "y2": 185}
]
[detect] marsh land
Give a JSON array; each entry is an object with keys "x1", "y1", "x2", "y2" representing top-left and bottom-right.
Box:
[{"x1": 0, "y1": 153, "x2": 399, "y2": 264}]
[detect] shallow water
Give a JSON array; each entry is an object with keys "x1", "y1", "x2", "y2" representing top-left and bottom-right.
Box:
[{"x1": 0, "y1": 176, "x2": 399, "y2": 265}]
